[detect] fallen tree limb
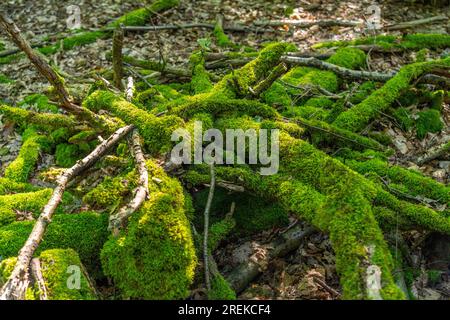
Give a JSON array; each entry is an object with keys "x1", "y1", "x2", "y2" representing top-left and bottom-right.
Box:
[
  {"x1": 30, "y1": 258, "x2": 48, "y2": 300},
  {"x1": 386, "y1": 15, "x2": 448, "y2": 31},
  {"x1": 226, "y1": 225, "x2": 315, "y2": 293},
  {"x1": 253, "y1": 19, "x2": 362, "y2": 28},
  {"x1": 109, "y1": 129, "x2": 149, "y2": 235},
  {"x1": 0, "y1": 12, "x2": 119, "y2": 132},
  {"x1": 0, "y1": 125, "x2": 133, "y2": 300},
  {"x1": 281, "y1": 55, "x2": 450, "y2": 85},
  {"x1": 203, "y1": 164, "x2": 215, "y2": 291}
]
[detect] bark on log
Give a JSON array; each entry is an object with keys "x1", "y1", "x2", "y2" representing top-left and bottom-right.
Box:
[
  {"x1": 226, "y1": 225, "x2": 314, "y2": 293},
  {"x1": 30, "y1": 258, "x2": 48, "y2": 300},
  {"x1": 0, "y1": 125, "x2": 134, "y2": 300}
]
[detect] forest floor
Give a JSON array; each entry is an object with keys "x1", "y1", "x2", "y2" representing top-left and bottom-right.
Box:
[{"x1": 0, "y1": 0, "x2": 449, "y2": 300}]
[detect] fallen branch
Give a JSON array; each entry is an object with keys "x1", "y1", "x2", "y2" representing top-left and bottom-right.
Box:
[
  {"x1": 281, "y1": 55, "x2": 450, "y2": 85},
  {"x1": 0, "y1": 12, "x2": 117, "y2": 131},
  {"x1": 0, "y1": 125, "x2": 134, "y2": 300},
  {"x1": 203, "y1": 164, "x2": 216, "y2": 291},
  {"x1": 414, "y1": 140, "x2": 450, "y2": 165},
  {"x1": 253, "y1": 19, "x2": 362, "y2": 28},
  {"x1": 109, "y1": 129, "x2": 149, "y2": 236},
  {"x1": 386, "y1": 15, "x2": 448, "y2": 31},
  {"x1": 30, "y1": 258, "x2": 48, "y2": 300},
  {"x1": 250, "y1": 62, "x2": 288, "y2": 97},
  {"x1": 226, "y1": 225, "x2": 314, "y2": 293}
]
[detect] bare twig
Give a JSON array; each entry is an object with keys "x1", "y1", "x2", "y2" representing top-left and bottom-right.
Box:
[
  {"x1": 0, "y1": 125, "x2": 134, "y2": 300},
  {"x1": 203, "y1": 164, "x2": 215, "y2": 291},
  {"x1": 386, "y1": 15, "x2": 448, "y2": 31},
  {"x1": 109, "y1": 129, "x2": 149, "y2": 236}
]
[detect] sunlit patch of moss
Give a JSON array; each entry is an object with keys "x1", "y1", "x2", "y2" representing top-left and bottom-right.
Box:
[
  {"x1": 4, "y1": 128, "x2": 42, "y2": 183},
  {"x1": 190, "y1": 52, "x2": 213, "y2": 94},
  {"x1": 326, "y1": 47, "x2": 366, "y2": 69},
  {"x1": 34, "y1": 249, "x2": 97, "y2": 300},
  {"x1": 333, "y1": 57, "x2": 450, "y2": 132},
  {"x1": 101, "y1": 160, "x2": 196, "y2": 299},
  {"x1": 350, "y1": 81, "x2": 377, "y2": 104},
  {"x1": 84, "y1": 90, "x2": 184, "y2": 154},
  {"x1": 109, "y1": 0, "x2": 180, "y2": 27},
  {"x1": 0, "y1": 212, "x2": 109, "y2": 274},
  {"x1": 416, "y1": 109, "x2": 443, "y2": 139},
  {"x1": 39, "y1": 31, "x2": 106, "y2": 55},
  {"x1": 213, "y1": 21, "x2": 233, "y2": 48},
  {"x1": 55, "y1": 143, "x2": 81, "y2": 167},
  {"x1": 391, "y1": 107, "x2": 414, "y2": 131}
]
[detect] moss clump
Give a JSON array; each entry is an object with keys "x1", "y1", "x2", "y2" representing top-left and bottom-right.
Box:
[
  {"x1": 0, "y1": 212, "x2": 109, "y2": 274},
  {"x1": 32, "y1": 249, "x2": 97, "y2": 300},
  {"x1": 392, "y1": 107, "x2": 414, "y2": 131},
  {"x1": 84, "y1": 90, "x2": 184, "y2": 154},
  {"x1": 326, "y1": 47, "x2": 366, "y2": 69},
  {"x1": 350, "y1": 82, "x2": 377, "y2": 104},
  {"x1": 0, "y1": 74, "x2": 13, "y2": 84},
  {"x1": 213, "y1": 21, "x2": 233, "y2": 48},
  {"x1": 416, "y1": 109, "x2": 443, "y2": 139},
  {"x1": 83, "y1": 174, "x2": 134, "y2": 209},
  {"x1": 0, "y1": 189, "x2": 52, "y2": 227},
  {"x1": 190, "y1": 52, "x2": 213, "y2": 94},
  {"x1": 39, "y1": 31, "x2": 106, "y2": 55},
  {"x1": 18, "y1": 94, "x2": 58, "y2": 113},
  {"x1": 100, "y1": 160, "x2": 196, "y2": 300},
  {"x1": 0, "y1": 178, "x2": 38, "y2": 195},
  {"x1": 4, "y1": 128, "x2": 43, "y2": 183},
  {"x1": 109, "y1": 0, "x2": 180, "y2": 27},
  {"x1": 333, "y1": 57, "x2": 450, "y2": 132},
  {"x1": 0, "y1": 104, "x2": 76, "y2": 132},
  {"x1": 208, "y1": 274, "x2": 236, "y2": 300},
  {"x1": 55, "y1": 143, "x2": 79, "y2": 167}
]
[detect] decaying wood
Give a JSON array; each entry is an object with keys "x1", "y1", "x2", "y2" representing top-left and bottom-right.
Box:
[
  {"x1": 0, "y1": 125, "x2": 134, "y2": 300},
  {"x1": 30, "y1": 258, "x2": 48, "y2": 301},
  {"x1": 112, "y1": 25, "x2": 125, "y2": 90},
  {"x1": 226, "y1": 225, "x2": 314, "y2": 293},
  {"x1": 109, "y1": 129, "x2": 149, "y2": 236}
]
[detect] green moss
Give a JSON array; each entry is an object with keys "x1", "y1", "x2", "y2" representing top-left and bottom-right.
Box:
[
  {"x1": 18, "y1": 94, "x2": 58, "y2": 113},
  {"x1": 34, "y1": 249, "x2": 97, "y2": 300},
  {"x1": 0, "y1": 257, "x2": 17, "y2": 286},
  {"x1": 0, "y1": 74, "x2": 13, "y2": 84},
  {"x1": 190, "y1": 52, "x2": 213, "y2": 94},
  {"x1": 83, "y1": 173, "x2": 134, "y2": 209},
  {"x1": 350, "y1": 82, "x2": 377, "y2": 104},
  {"x1": 0, "y1": 104, "x2": 76, "y2": 131},
  {"x1": 109, "y1": 0, "x2": 180, "y2": 27},
  {"x1": 0, "y1": 178, "x2": 38, "y2": 195},
  {"x1": 392, "y1": 107, "x2": 414, "y2": 131},
  {"x1": 416, "y1": 109, "x2": 443, "y2": 139},
  {"x1": 430, "y1": 90, "x2": 444, "y2": 111},
  {"x1": 39, "y1": 31, "x2": 106, "y2": 55},
  {"x1": 208, "y1": 274, "x2": 236, "y2": 300},
  {"x1": 84, "y1": 90, "x2": 184, "y2": 154},
  {"x1": 208, "y1": 216, "x2": 236, "y2": 251},
  {"x1": 304, "y1": 97, "x2": 334, "y2": 109},
  {"x1": 333, "y1": 57, "x2": 450, "y2": 132},
  {"x1": 326, "y1": 47, "x2": 366, "y2": 69},
  {"x1": 0, "y1": 212, "x2": 109, "y2": 273},
  {"x1": 55, "y1": 143, "x2": 81, "y2": 167},
  {"x1": 213, "y1": 21, "x2": 233, "y2": 48},
  {"x1": 100, "y1": 160, "x2": 196, "y2": 299}
]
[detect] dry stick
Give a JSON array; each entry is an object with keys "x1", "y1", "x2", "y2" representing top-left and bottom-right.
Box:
[
  {"x1": 0, "y1": 125, "x2": 134, "y2": 300},
  {"x1": 126, "y1": 76, "x2": 134, "y2": 102},
  {"x1": 112, "y1": 25, "x2": 125, "y2": 90},
  {"x1": 281, "y1": 55, "x2": 450, "y2": 85},
  {"x1": 109, "y1": 129, "x2": 149, "y2": 236},
  {"x1": 203, "y1": 164, "x2": 216, "y2": 291},
  {"x1": 226, "y1": 225, "x2": 315, "y2": 293},
  {"x1": 30, "y1": 258, "x2": 48, "y2": 300},
  {"x1": 250, "y1": 62, "x2": 288, "y2": 97},
  {"x1": 0, "y1": 12, "x2": 112, "y2": 130},
  {"x1": 253, "y1": 19, "x2": 362, "y2": 28},
  {"x1": 386, "y1": 15, "x2": 448, "y2": 31}
]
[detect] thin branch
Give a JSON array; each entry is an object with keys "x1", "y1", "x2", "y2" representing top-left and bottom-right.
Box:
[
  {"x1": 109, "y1": 129, "x2": 149, "y2": 236},
  {"x1": 112, "y1": 25, "x2": 125, "y2": 90},
  {"x1": 203, "y1": 164, "x2": 215, "y2": 291},
  {"x1": 0, "y1": 125, "x2": 134, "y2": 300}
]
